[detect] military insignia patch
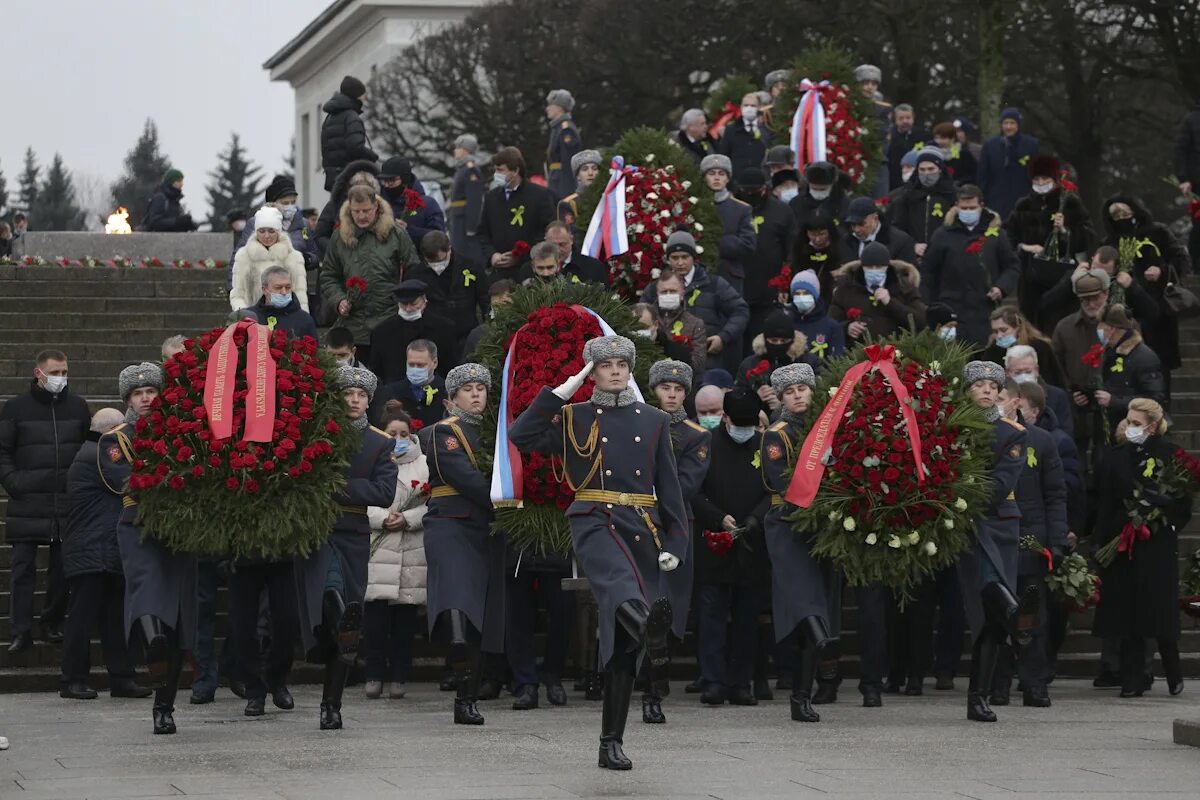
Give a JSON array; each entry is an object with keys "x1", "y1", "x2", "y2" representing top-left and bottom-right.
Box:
[
  {"x1": 697, "y1": 446, "x2": 708, "y2": 461},
  {"x1": 468, "y1": 173, "x2": 478, "y2": 181},
  {"x1": 1010, "y1": 444, "x2": 1021, "y2": 459},
  {"x1": 563, "y1": 135, "x2": 573, "y2": 144},
  {"x1": 107, "y1": 446, "x2": 122, "y2": 463},
  {"x1": 445, "y1": 436, "x2": 460, "y2": 452},
  {"x1": 767, "y1": 444, "x2": 784, "y2": 461}
]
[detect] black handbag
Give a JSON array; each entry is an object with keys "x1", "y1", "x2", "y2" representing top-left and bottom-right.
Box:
[
  {"x1": 1026, "y1": 229, "x2": 1075, "y2": 288},
  {"x1": 1163, "y1": 264, "x2": 1200, "y2": 319}
]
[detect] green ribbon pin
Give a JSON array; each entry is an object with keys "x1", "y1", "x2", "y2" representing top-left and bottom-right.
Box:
[
  {"x1": 751, "y1": 451, "x2": 762, "y2": 469},
  {"x1": 424, "y1": 385, "x2": 439, "y2": 406},
  {"x1": 932, "y1": 202, "x2": 944, "y2": 218},
  {"x1": 752, "y1": 215, "x2": 764, "y2": 233},
  {"x1": 463, "y1": 269, "x2": 476, "y2": 286},
  {"x1": 1026, "y1": 447, "x2": 1038, "y2": 468},
  {"x1": 671, "y1": 320, "x2": 684, "y2": 336},
  {"x1": 688, "y1": 288, "x2": 701, "y2": 307},
  {"x1": 1143, "y1": 458, "x2": 1156, "y2": 478},
  {"x1": 1111, "y1": 357, "x2": 1124, "y2": 374},
  {"x1": 510, "y1": 205, "x2": 525, "y2": 226},
  {"x1": 266, "y1": 316, "x2": 277, "y2": 331}
]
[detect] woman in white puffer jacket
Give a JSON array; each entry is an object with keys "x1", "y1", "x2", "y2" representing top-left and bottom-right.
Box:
[
  {"x1": 363, "y1": 402, "x2": 429, "y2": 699},
  {"x1": 229, "y1": 206, "x2": 309, "y2": 312}
]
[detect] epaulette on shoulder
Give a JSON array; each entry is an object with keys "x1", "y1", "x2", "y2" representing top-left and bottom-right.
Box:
[
  {"x1": 561, "y1": 120, "x2": 571, "y2": 129},
  {"x1": 465, "y1": 160, "x2": 475, "y2": 169},
  {"x1": 730, "y1": 197, "x2": 751, "y2": 208},
  {"x1": 1001, "y1": 418, "x2": 1025, "y2": 431},
  {"x1": 683, "y1": 419, "x2": 705, "y2": 433},
  {"x1": 768, "y1": 420, "x2": 789, "y2": 432},
  {"x1": 369, "y1": 425, "x2": 390, "y2": 437}
]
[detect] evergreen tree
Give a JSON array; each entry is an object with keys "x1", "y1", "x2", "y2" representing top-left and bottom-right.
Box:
[
  {"x1": 18, "y1": 148, "x2": 39, "y2": 211},
  {"x1": 206, "y1": 133, "x2": 264, "y2": 230},
  {"x1": 0, "y1": 158, "x2": 8, "y2": 217},
  {"x1": 111, "y1": 119, "x2": 172, "y2": 226},
  {"x1": 31, "y1": 154, "x2": 84, "y2": 230}
]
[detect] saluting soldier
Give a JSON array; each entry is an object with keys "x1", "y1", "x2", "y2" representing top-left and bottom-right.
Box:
[
  {"x1": 294, "y1": 366, "x2": 397, "y2": 730},
  {"x1": 110, "y1": 363, "x2": 198, "y2": 736},
  {"x1": 449, "y1": 134, "x2": 486, "y2": 268},
  {"x1": 758, "y1": 363, "x2": 836, "y2": 723},
  {"x1": 545, "y1": 89, "x2": 583, "y2": 201},
  {"x1": 642, "y1": 359, "x2": 711, "y2": 724},
  {"x1": 959, "y1": 361, "x2": 1041, "y2": 723},
  {"x1": 557, "y1": 149, "x2": 602, "y2": 227},
  {"x1": 423, "y1": 363, "x2": 506, "y2": 726},
  {"x1": 509, "y1": 335, "x2": 687, "y2": 771}
]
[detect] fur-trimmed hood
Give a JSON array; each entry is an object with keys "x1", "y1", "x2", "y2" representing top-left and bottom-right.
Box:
[
  {"x1": 1111, "y1": 328, "x2": 1145, "y2": 357},
  {"x1": 338, "y1": 197, "x2": 397, "y2": 247},
  {"x1": 832, "y1": 257, "x2": 921, "y2": 288},
  {"x1": 750, "y1": 329, "x2": 808, "y2": 359},
  {"x1": 1100, "y1": 193, "x2": 1157, "y2": 240},
  {"x1": 942, "y1": 205, "x2": 1003, "y2": 233}
]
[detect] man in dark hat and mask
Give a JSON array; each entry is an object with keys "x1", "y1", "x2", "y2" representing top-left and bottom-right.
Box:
[
  {"x1": 368, "y1": 279, "x2": 458, "y2": 384},
  {"x1": 788, "y1": 161, "x2": 850, "y2": 232},
  {"x1": 379, "y1": 156, "x2": 446, "y2": 249}
]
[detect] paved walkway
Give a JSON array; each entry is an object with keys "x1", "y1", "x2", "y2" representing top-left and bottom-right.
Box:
[{"x1": 2, "y1": 679, "x2": 1198, "y2": 799}]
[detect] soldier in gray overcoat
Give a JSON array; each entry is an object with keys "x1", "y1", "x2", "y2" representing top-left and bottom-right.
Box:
[{"x1": 449, "y1": 134, "x2": 485, "y2": 268}]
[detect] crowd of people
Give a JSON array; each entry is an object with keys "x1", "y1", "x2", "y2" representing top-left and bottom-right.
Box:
[{"x1": 2, "y1": 66, "x2": 1199, "y2": 765}]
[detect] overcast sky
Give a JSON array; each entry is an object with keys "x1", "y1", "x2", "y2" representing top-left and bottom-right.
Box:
[{"x1": 1, "y1": 0, "x2": 330, "y2": 219}]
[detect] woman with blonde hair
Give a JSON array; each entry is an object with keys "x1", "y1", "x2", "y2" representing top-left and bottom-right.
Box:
[
  {"x1": 1091, "y1": 397, "x2": 1189, "y2": 698},
  {"x1": 982, "y1": 305, "x2": 1064, "y2": 388}
]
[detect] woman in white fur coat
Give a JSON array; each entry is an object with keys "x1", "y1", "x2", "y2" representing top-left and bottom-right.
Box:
[
  {"x1": 229, "y1": 206, "x2": 309, "y2": 312},
  {"x1": 363, "y1": 402, "x2": 429, "y2": 699}
]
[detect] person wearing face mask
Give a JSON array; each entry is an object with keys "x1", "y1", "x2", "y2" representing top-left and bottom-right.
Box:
[
  {"x1": 648, "y1": 272, "x2": 708, "y2": 377},
  {"x1": 378, "y1": 156, "x2": 446, "y2": 249},
  {"x1": 929, "y1": 121, "x2": 977, "y2": 185},
  {"x1": 718, "y1": 92, "x2": 773, "y2": 174},
  {"x1": 1092, "y1": 398, "x2": 1189, "y2": 699},
  {"x1": 1, "y1": 349, "x2": 89, "y2": 655},
  {"x1": 697, "y1": 155, "x2": 756, "y2": 293},
  {"x1": 920, "y1": 184, "x2": 1020, "y2": 346},
  {"x1": 406, "y1": 231, "x2": 489, "y2": 348},
  {"x1": 674, "y1": 108, "x2": 718, "y2": 165},
  {"x1": 887, "y1": 149, "x2": 956, "y2": 260},
  {"x1": 787, "y1": 161, "x2": 849, "y2": 233},
  {"x1": 829, "y1": 241, "x2": 926, "y2": 342},
  {"x1": 368, "y1": 280, "x2": 457, "y2": 385},
  {"x1": 1003, "y1": 343, "x2": 1073, "y2": 438},
  {"x1": 230, "y1": 206, "x2": 309, "y2": 313},
  {"x1": 977, "y1": 107, "x2": 1039, "y2": 219},
  {"x1": 783, "y1": 271, "x2": 844, "y2": 366},
  {"x1": 925, "y1": 302, "x2": 960, "y2": 342},
  {"x1": 737, "y1": 166, "x2": 794, "y2": 339},
  {"x1": 771, "y1": 166, "x2": 801, "y2": 206},
  {"x1": 556, "y1": 149, "x2": 603, "y2": 226},
  {"x1": 477, "y1": 147, "x2": 557, "y2": 275},
  {"x1": 236, "y1": 266, "x2": 318, "y2": 340},
  {"x1": 1100, "y1": 194, "x2": 1190, "y2": 391},
  {"x1": 689, "y1": 386, "x2": 770, "y2": 707},
  {"x1": 1093, "y1": 303, "x2": 1166, "y2": 430},
  {"x1": 363, "y1": 403, "x2": 429, "y2": 701},
  {"x1": 980, "y1": 306, "x2": 1064, "y2": 389},
  {"x1": 840, "y1": 196, "x2": 917, "y2": 267},
  {"x1": 325, "y1": 327, "x2": 366, "y2": 369},
  {"x1": 736, "y1": 310, "x2": 815, "y2": 412},
  {"x1": 370, "y1": 340, "x2": 448, "y2": 431}
]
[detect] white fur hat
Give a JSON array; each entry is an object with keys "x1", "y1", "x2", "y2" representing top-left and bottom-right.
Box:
[{"x1": 253, "y1": 206, "x2": 283, "y2": 232}]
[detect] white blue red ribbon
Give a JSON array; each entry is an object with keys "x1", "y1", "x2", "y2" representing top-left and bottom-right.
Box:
[
  {"x1": 581, "y1": 157, "x2": 637, "y2": 260},
  {"x1": 790, "y1": 79, "x2": 830, "y2": 172}
]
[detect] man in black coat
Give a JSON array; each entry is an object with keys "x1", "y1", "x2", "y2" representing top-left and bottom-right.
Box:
[
  {"x1": 320, "y1": 75, "x2": 378, "y2": 191},
  {"x1": 690, "y1": 388, "x2": 770, "y2": 707},
  {"x1": 0, "y1": 349, "x2": 90, "y2": 653},
  {"x1": 675, "y1": 108, "x2": 718, "y2": 165},
  {"x1": 369, "y1": 280, "x2": 459, "y2": 384},
  {"x1": 369, "y1": 339, "x2": 448, "y2": 430},
  {"x1": 886, "y1": 104, "x2": 931, "y2": 190},
  {"x1": 477, "y1": 147, "x2": 557, "y2": 281},
  {"x1": 142, "y1": 169, "x2": 196, "y2": 232},
  {"x1": 59, "y1": 408, "x2": 151, "y2": 700},
  {"x1": 739, "y1": 167, "x2": 796, "y2": 343},
  {"x1": 408, "y1": 230, "x2": 489, "y2": 348},
  {"x1": 718, "y1": 92, "x2": 772, "y2": 174},
  {"x1": 235, "y1": 266, "x2": 318, "y2": 341},
  {"x1": 838, "y1": 197, "x2": 918, "y2": 267},
  {"x1": 545, "y1": 221, "x2": 610, "y2": 286},
  {"x1": 788, "y1": 161, "x2": 851, "y2": 233},
  {"x1": 887, "y1": 149, "x2": 958, "y2": 258}
]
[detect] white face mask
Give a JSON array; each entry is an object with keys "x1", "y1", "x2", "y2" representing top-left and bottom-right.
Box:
[
  {"x1": 490, "y1": 172, "x2": 507, "y2": 190},
  {"x1": 633, "y1": 328, "x2": 654, "y2": 338},
  {"x1": 901, "y1": 168, "x2": 915, "y2": 184},
  {"x1": 809, "y1": 188, "x2": 831, "y2": 201},
  {"x1": 658, "y1": 293, "x2": 681, "y2": 311},
  {"x1": 1124, "y1": 424, "x2": 1148, "y2": 444},
  {"x1": 741, "y1": 106, "x2": 758, "y2": 122},
  {"x1": 780, "y1": 187, "x2": 799, "y2": 204},
  {"x1": 1011, "y1": 371, "x2": 1037, "y2": 384},
  {"x1": 428, "y1": 259, "x2": 450, "y2": 275},
  {"x1": 398, "y1": 307, "x2": 423, "y2": 322},
  {"x1": 335, "y1": 356, "x2": 353, "y2": 367},
  {"x1": 937, "y1": 326, "x2": 957, "y2": 341},
  {"x1": 727, "y1": 424, "x2": 756, "y2": 443},
  {"x1": 792, "y1": 294, "x2": 815, "y2": 313},
  {"x1": 43, "y1": 375, "x2": 68, "y2": 394},
  {"x1": 1032, "y1": 182, "x2": 1054, "y2": 195}
]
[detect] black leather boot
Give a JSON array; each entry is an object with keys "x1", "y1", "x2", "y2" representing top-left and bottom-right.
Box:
[
  {"x1": 812, "y1": 659, "x2": 840, "y2": 705},
  {"x1": 454, "y1": 645, "x2": 485, "y2": 725},
  {"x1": 320, "y1": 659, "x2": 348, "y2": 730},
  {"x1": 1119, "y1": 637, "x2": 1146, "y2": 698},
  {"x1": 137, "y1": 615, "x2": 172, "y2": 690},
  {"x1": 982, "y1": 582, "x2": 1039, "y2": 648},
  {"x1": 323, "y1": 590, "x2": 361, "y2": 665},
  {"x1": 599, "y1": 661, "x2": 635, "y2": 769},
  {"x1": 790, "y1": 644, "x2": 820, "y2": 722},
  {"x1": 967, "y1": 633, "x2": 999, "y2": 722},
  {"x1": 152, "y1": 646, "x2": 182, "y2": 735},
  {"x1": 1161, "y1": 642, "x2": 1184, "y2": 696}
]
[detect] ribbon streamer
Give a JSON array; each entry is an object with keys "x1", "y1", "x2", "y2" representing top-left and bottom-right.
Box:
[
  {"x1": 789, "y1": 79, "x2": 830, "y2": 173},
  {"x1": 581, "y1": 156, "x2": 637, "y2": 261},
  {"x1": 203, "y1": 319, "x2": 277, "y2": 443},
  {"x1": 785, "y1": 344, "x2": 925, "y2": 508},
  {"x1": 708, "y1": 101, "x2": 740, "y2": 139},
  {"x1": 1117, "y1": 521, "x2": 1151, "y2": 560}
]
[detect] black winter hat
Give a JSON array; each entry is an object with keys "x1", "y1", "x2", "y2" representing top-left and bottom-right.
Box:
[
  {"x1": 723, "y1": 387, "x2": 764, "y2": 427},
  {"x1": 736, "y1": 167, "x2": 767, "y2": 188},
  {"x1": 380, "y1": 156, "x2": 414, "y2": 184},
  {"x1": 264, "y1": 174, "x2": 297, "y2": 203},
  {"x1": 804, "y1": 161, "x2": 837, "y2": 186},
  {"x1": 771, "y1": 168, "x2": 799, "y2": 188},
  {"x1": 340, "y1": 75, "x2": 367, "y2": 99},
  {"x1": 762, "y1": 310, "x2": 794, "y2": 340},
  {"x1": 925, "y1": 303, "x2": 957, "y2": 330},
  {"x1": 861, "y1": 242, "x2": 891, "y2": 267}
]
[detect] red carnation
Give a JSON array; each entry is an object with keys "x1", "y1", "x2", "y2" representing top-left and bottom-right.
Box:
[
  {"x1": 325, "y1": 420, "x2": 341, "y2": 434},
  {"x1": 1081, "y1": 343, "x2": 1104, "y2": 369},
  {"x1": 190, "y1": 466, "x2": 204, "y2": 478},
  {"x1": 169, "y1": 475, "x2": 185, "y2": 491},
  {"x1": 402, "y1": 188, "x2": 426, "y2": 214},
  {"x1": 225, "y1": 477, "x2": 240, "y2": 491},
  {"x1": 965, "y1": 236, "x2": 985, "y2": 255},
  {"x1": 846, "y1": 308, "x2": 862, "y2": 320},
  {"x1": 510, "y1": 240, "x2": 531, "y2": 261},
  {"x1": 244, "y1": 479, "x2": 260, "y2": 494}
]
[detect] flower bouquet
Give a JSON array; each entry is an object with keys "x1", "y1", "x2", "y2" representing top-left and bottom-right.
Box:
[
  {"x1": 1095, "y1": 447, "x2": 1200, "y2": 566},
  {"x1": 1046, "y1": 552, "x2": 1102, "y2": 612},
  {"x1": 1180, "y1": 548, "x2": 1200, "y2": 619},
  {"x1": 784, "y1": 328, "x2": 993, "y2": 597},
  {"x1": 129, "y1": 324, "x2": 356, "y2": 558},
  {"x1": 344, "y1": 275, "x2": 367, "y2": 306}
]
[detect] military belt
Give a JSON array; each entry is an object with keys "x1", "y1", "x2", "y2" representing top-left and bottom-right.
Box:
[
  {"x1": 122, "y1": 496, "x2": 138, "y2": 508},
  {"x1": 338, "y1": 505, "x2": 367, "y2": 515},
  {"x1": 770, "y1": 494, "x2": 786, "y2": 506},
  {"x1": 574, "y1": 490, "x2": 656, "y2": 507},
  {"x1": 430, "y1": 486, "x2": 460, "y2": 498},
  {"x1": 449, "y1": 200, "x2": 467, "y2": 208},
  {"x1": 548, "y1": 162, "x2": 562, "y2": 169}
]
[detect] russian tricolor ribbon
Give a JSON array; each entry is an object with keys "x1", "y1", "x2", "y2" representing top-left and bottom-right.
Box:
[
  {"x1": 491, "y1": 306, "x2": 644, "y2": 507},
  {"x1": 581, "y1": 156, "x2": 637, "y2": 261},
  {"x1": 790, "y1": 79, "x2": 830, "y2": 172},
  {"x1": 784, "y1": 344, "x2": 925, "y2": 508},
  {"x1": 203, "y1": 319, "x2": 277, "y2": 443}
]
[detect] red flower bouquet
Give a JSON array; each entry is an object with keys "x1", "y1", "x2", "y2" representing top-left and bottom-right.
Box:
[
  {"x1": 766, "y1": 264, "x2": 793, "y2": 295},
  {"x1": 1081, "y1": 343, "x2": 1104, "y2": 369},
  {"x1": 345, "y1": 275, "x2": 367, "y2": 305},
  {"x1": 703, "y1": 529, "x2": 736, "y2": 555},
  {"x1": 965, "y1": 236, "x2": 985, "y2": 255},
  {"x1": 510, "y1": 240, "x2": 531, "y2": 262},
  {"x1": 1095, "y1": 447, "x2": 1200, "y2": 566},
  {"x1": 846, "y1": 307, "x2": 862, "y2": 320},
  {"x1": 402, "y1": 188, "x2": 425, "y2": 215},
  {"x1": 744, "y1": 359, "x2": 773, "y2": 388}
]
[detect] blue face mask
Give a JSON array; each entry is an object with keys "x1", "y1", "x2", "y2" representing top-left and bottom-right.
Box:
[
  {"x1": 698, "y1": 415, "x2": 722, "y2": 430},
  {"x1": 393, "y1": 437, "x2": 411, "y2": 457},
  {"x1": 792, "y1": 294, "x2": 816, "y2": 313},
  {"x1": 864, "y1": 268, "x2": 888, "y2": 291},
  {"x1": 727, "y1": 424, "x2": 757, "y2": 444},
  {"x1": 1096, "y1": 327, "x2": 1107, "y2": 344},
  {"x1": 995, "y1": 333, "x2": 1017, "y2": 349},
  {"x1": 269, "y1": 292, "x2": 293, "y2": 308},
  {"x1": 937, "y1": 326, "x2": 957, "y2": 341},
  {"x1": 407, "y1": 366, "x2": 431, "y2": 386},
  {"x1": 958, "y1": 208, "x2": 981, "y2": 226}
]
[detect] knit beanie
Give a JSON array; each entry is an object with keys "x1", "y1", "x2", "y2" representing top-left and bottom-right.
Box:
[
  {"x1": 1000, "y1": 107, "x2": 1022, "y2": 125},
  {"x1": 252, "y1": 206, "x2": 284, "y2": 232},
  {"x1": 162, "y1": 168, "x2": 183, "y2": 187},
  {"x1": 664, "y1": 230, "x2": 697, "y2": 257},
  {"x1": 790, "y1": 269, "x2": 820, "y2": 300},
  {"x1": 340, "y1": 75, "x2": 367, "y2": 99}
]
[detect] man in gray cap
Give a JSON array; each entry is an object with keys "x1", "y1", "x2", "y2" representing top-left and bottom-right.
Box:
[
  {"x1": 959, "y1": 360, "x2": 1038, "y2": 723},
  {"x1": 295, "y1": 365, "x2": 397, "y2": 730},
  {"x1": 509, "y1": 336, "x2": 689, "y2": 770},
  {"x1": 674, "y1": 108, "x2": 717, "y2": 165},
  {"x1": 764, "y1": 145, "x2": 796, "y2": 176},
  {"x1": 718, "y1": 92, "x2": 772, "y2": 175},
  {"x1": 449, "y1": 134, "x2": 485, "y2": 267},
  {"x1": 699, "y1": 153, "x2": 756, "y2": 293},
  {"x1": 545, "y1": 89, "x2": 582, "y2": 201},
  {"x1": 422, "y1": 363, "x2": 504, "y2": 725},
  {"x1": 557, "y1": 149, "x2": 603, "y2": 226}
]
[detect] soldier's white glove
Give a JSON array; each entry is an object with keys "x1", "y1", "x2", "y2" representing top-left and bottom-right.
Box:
[
  {"x1": 658, "y1": 552, "x2": 680, "y2": 572},
  {"x1": 553, "y1": 361, "x2": 594, "y2": 400}
]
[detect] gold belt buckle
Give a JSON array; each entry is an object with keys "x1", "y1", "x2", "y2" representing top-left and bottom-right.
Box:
[{"x1": 618, "y1": 492, "x2": 630, "y2": 505}]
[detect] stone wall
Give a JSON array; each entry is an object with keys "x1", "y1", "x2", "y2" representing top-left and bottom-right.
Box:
[{"x1": 12, "y1": 232, "x2": 232, "y2": 262}]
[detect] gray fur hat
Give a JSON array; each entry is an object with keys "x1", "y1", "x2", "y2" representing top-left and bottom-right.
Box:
[
  {"x1": 545, "y1": 89, "x2": 575, "y2": 112},
  {"x1": 765, "y1": 69, "x2": 790, "y2": 89},
  {"x1": 119, "y1": 362, "x2": 164, "y2": 401},
  {"x1": 699, "y1": 153, "x2": 733, "y2": 176},
  {"x1": 770, "y1": 363, "x2": 816, "y2": 396},
  {"x1": 571, "y1": 149, "x2": 602, "y2": 176},
  {"x1": 854, "y1": 64, "x2": 883, "y2": 84},
  {"x1": 446, "y1": 363, "x2": 492, "y2": 397},
  {"x1": 964, "y1": 360, "x2": 1005, "y2": 388},
  {"x1": 337, "y1": 365, "x2": 378, "y2": 401},
  {"x1": 583, "y1": 335, "x2": 636, "y2": 368},
  {"x1": 648, "y1": 359, "x2": 692, "y2": 390},
  {"x1": 454, "y1": 133, "x2": 478, "y2": 153}
]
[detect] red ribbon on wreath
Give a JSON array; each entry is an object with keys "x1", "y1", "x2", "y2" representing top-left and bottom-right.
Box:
[
  {"x1": 203, "y1": 319, "x2": 277, "y2": 443},
  {"x1": 709, "y1": 102, "x2": 741, "y2": 139},
  {"x1": 785, "y1": 344, "x2": 925, "y2": 508},
  {"x1": 1117, "y1": 521, "x2": 1151, "y2": 559}
]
